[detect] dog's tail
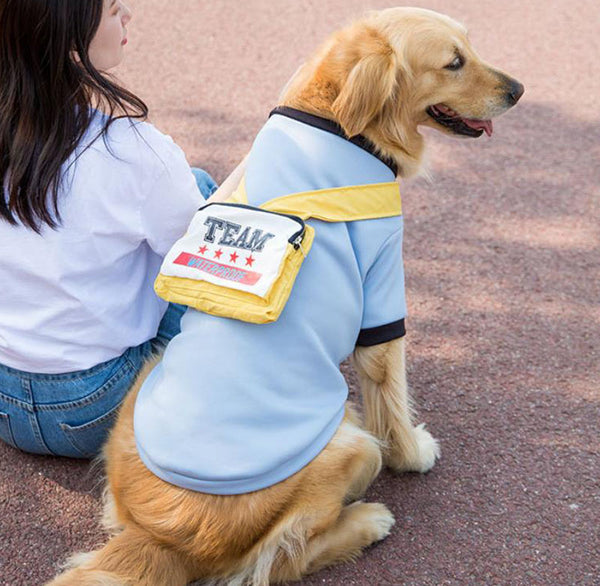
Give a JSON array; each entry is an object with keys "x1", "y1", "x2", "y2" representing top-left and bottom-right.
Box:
[{"x1": 47, "y1": 525, "x2": 195, "y2": 586}]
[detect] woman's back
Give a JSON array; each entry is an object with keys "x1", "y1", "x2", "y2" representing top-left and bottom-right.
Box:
[
  {"x1": 0, "y1": 0, "x2": 220, "y2": 458},
  {"x1": 0, "y1": 114, "x2": 201, "y2": 374}
]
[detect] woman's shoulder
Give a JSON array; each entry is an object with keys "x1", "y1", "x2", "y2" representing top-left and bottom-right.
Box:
[
  {"x1": 108, "y1": 117, "x2": 182, "y2": 158},
  {"x1": 85, "y1": 114, "x2": 187, "y2": 176}
]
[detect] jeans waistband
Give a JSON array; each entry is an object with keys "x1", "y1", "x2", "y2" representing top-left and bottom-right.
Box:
[{"x1": 0, "y1": 341, "x2": 152, "y2": 406}]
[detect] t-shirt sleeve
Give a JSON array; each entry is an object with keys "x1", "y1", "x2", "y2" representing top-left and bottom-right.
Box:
[
  {"x1": 138, "y1": 137, "x2": 204, "y2": 257},
  {"x1": 357, "y1": 225, "x2": 407, "y2": 346}
]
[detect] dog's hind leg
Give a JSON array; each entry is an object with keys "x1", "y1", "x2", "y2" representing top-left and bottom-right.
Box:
[
  {"x1": 303, "y1": 500, "x2": 394, "y2": 574},
  {"x1": 339, "y1": 416, "x2": 384, "y2": 503},
  {"x1": 266, "y1": 419, "x2": 392, "y2": 583},
  {"x1": 353, "y1": 337, "x2": 440, "y2": 473},
  {"x1": 267, "y1": 502, "x2": 395, "y2": 585}
]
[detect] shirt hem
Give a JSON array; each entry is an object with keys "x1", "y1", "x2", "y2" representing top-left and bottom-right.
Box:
[{"x1": 135, "y1": 407, "x2": 346, "y2": 495}]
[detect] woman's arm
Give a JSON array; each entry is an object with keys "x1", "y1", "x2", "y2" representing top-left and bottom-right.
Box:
[{"x1": 206, "y1": 156, "x2": 247, "y2": 203}]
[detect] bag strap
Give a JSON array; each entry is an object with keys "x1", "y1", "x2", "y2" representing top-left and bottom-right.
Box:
[{"x1": 228, "y1": 178, "x2": 401, "y2": 222}]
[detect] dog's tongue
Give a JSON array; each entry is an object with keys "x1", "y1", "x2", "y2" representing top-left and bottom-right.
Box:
[
  {"x1": 435, "y1": 104, "x2": 494, "y2": 137},
  {"x1": 463, "y1": 117, "x2": 493, "y2": 137}
]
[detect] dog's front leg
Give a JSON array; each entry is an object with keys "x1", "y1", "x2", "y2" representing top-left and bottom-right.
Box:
[{"x1": 352, "y1": 337, "x2": 440, "y2": 473}]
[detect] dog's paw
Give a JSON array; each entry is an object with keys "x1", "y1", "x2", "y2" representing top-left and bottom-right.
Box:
[
  {"x1": 364, "y1": 503, "x2": 396, "y2": 542},
  {"x1": 411, "y1": 423, "x2": 441, "y2": 472},
  {"x1": 343, "y1": 501, "x2": 396, "y2": 544},
  {"x1": 386, "y1": 423, "x2": 441, "y2": 473}
]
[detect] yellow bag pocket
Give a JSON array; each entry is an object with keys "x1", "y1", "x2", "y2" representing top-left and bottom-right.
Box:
[{"x1": 154, "y1": 203, "x2": 314, "y2": 324}]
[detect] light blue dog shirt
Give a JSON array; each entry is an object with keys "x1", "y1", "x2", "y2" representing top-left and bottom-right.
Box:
[{"x1": 134, "y1": 109, "x2": 407, "y2": 494}]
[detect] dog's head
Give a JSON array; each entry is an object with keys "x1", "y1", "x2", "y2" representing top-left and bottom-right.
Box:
[{"x1": 281, "y1": 7, "x2": 524, "y2": 177}]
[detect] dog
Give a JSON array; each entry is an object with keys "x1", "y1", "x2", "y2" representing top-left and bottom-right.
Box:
[{"x1": 49, "y1": 7, "x2": 523, "y2": 586}]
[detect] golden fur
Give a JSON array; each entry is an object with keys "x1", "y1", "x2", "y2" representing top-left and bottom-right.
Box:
[{"x1": 49, "y1": 8, "x2": 522, "y2": 586}]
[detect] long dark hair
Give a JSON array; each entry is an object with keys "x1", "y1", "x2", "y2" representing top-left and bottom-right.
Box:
[{"x1": 0, "y1": 0, "x2": 148, "y2": 231}]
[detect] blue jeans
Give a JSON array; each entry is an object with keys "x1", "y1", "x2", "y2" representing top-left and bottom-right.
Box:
[{"x1": 0, "y1": 168, "x2": 216, "y2": 458}]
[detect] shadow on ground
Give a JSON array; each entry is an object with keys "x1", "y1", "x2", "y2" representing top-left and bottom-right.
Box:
[{"x1": 0, "y1": 101, "x2": 598, "y2": 585}]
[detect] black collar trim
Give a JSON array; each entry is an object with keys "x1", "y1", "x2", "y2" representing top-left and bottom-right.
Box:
[{"x1": 269, "y1": 106, "x2": 398, "y2": 177}]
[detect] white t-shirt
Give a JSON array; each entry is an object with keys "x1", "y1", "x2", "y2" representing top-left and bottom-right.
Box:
[{"x1": 0, "y1": 114, "x2": 203, "y2": 374}]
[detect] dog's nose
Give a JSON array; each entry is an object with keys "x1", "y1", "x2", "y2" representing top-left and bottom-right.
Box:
[{"x1": 506, "y1": 79, "x2": 524, "y2": 105}]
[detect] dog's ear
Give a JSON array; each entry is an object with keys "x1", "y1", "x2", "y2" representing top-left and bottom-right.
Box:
[{"x1": 332, "y1": 28, "x2": 397, "y2": 137}]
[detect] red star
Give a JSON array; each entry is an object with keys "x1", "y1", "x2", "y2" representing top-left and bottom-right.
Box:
[
  {"x1": 214, "y1": 249, "x2": 223, "y2": 259},
  {"x1": 229, "y1": 251, "x2": 239, "y2": 263},
  {"x1": 245, "y1": 255, "x2": 255, "y2": 267},
  {"x1": 198, "y1": 245, "x2": 208, "y2": 255}
]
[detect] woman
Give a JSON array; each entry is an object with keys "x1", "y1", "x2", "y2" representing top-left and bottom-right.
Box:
[{"x1": 0, "y1": 0, "x2": 242, "y2": 458}]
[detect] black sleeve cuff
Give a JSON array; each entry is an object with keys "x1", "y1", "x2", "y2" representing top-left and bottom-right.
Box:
[{"x1": 356, "y1": 319, "x2": 406, "y2": 347}]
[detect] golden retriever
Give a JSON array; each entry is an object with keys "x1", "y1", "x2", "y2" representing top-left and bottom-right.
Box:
[{"x1": 49, "y1": 7, "x2": 522, "y2": 586}]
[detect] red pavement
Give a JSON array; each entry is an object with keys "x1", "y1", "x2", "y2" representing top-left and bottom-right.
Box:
[{"x1": 1, "y1": 1, "x2": 599, "y2": 585}]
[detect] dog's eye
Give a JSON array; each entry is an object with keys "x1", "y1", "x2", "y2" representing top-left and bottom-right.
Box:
[{"x1": 445, "y1": 55, "x2": 464, "y2": 71}]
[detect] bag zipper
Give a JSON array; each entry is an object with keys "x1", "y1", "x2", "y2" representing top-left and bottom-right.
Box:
[
  {"x1": 199, "y1": 201, "x2": 307, "y2": 251},
  {"x1": 291, "y1": 233, "x2": 307, "y2": 256}
]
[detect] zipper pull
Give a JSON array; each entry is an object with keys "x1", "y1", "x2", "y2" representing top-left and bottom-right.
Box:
[{"x1": 292, "y1": 234, "x2": 307, "y2": 257}]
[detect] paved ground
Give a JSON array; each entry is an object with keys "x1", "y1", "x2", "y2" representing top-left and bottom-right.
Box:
[{"x1": 1, "y1": 1, "x2": 599, "y2": 584}]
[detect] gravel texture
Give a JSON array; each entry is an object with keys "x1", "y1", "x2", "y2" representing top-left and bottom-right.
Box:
[{"x1": 1, "y1": 1, "x2": 598, "y2": 585}]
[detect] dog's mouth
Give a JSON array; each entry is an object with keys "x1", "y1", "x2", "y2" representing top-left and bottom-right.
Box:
[{"x1": 426, "y1": 104, "x2": 493, "y2": 137}]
